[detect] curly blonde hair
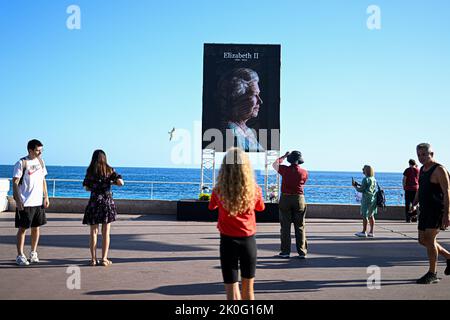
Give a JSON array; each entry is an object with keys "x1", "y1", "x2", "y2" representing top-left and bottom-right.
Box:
[{"x1": 214, "y1": 148, "x2": 257, "y2": 216}]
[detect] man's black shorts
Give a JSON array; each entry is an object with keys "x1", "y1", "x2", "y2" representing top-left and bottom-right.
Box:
[
  {"x1": 15, "y1": 206, "x2": 47, "y2": 229},
  {"x1": 418, "y1": 209, "x2": 443, "y2": 231}
]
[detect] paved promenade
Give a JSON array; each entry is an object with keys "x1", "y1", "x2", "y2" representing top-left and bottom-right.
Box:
[{"x1": 0, "y1": 212, "x2": 449, "y2": 300}]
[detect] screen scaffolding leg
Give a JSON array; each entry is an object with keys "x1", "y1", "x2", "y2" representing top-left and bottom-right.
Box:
[
  {"x1": 264, "y1": 150, "x2": 280, "y2": 202},
  {"x1": 200, "y1": 149, "x2": 216, "y2": 196}
]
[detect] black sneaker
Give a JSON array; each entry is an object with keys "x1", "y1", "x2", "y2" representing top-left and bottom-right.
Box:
[
  {"x1": 277, "y1": 252, "x2": 290, "y2": 259},
  {"x1": 297, "y1": 253, "x2": 307, "y2": 259},
  {"x1": 445, "y1": 259, "x2": 450, "y2": 276},
  {"x1": 416, "y1": 272, "x2": 439, "y2": 284}
]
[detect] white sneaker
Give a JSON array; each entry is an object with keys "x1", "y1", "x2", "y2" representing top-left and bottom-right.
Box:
[
  {"x1": 355, "y1": 232, "x2": 367, "y2": 238},
  {"x1": 29, "y1": 251, "x2": 39, "y2": 263},
  {"x1": 16, "y1": 255, "x2": 30, "y2": 266},
  {"x1": 367, "y1": 233, "x2": 375, "y2": 238}
]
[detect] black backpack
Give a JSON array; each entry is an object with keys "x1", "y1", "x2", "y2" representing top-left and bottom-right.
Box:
[{"x1": 376, "y1": 182, "x2": 386, "y2": 209}]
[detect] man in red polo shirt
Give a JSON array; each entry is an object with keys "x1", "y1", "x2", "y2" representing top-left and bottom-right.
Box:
[
  {"x1": 272, "y1": 151, "x2": 309, "y2": 259},
  {"x1": 403, "y1": 159, "x2": 419, "y2": 222}
]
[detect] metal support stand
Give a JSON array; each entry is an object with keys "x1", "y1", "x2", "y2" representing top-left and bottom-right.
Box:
[
  {"x1": 264, "y1": 150, "x2": 280, "y2": 202},
  {"x1": 200, "y1": 149, "x2": 216, "y2": 195},
  {"x1": 200, "y1": 149, "x2": 279, "y2": 202}
]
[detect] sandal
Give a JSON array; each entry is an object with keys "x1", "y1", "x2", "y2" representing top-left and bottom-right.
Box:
[
  {"x1": 100, "y1": 259, "x2": 112, "y2": 266},
  {"x1": 89, "y1": 259, "x2": 98, "y2": 266}
]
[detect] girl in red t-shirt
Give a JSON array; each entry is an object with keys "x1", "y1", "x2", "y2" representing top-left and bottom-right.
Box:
[{"x1": 208, "y1": 148, "x2": 265, "y2": 300}]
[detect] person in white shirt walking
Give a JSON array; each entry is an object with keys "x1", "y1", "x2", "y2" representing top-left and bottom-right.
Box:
[{"x1": 12, "y1": 139, "x2": 50, "y2": 266}]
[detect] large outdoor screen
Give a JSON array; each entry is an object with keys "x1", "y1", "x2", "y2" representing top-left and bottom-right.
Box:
[{"x1": 202, "y1": 43, "x2": 281, "y2": 152}]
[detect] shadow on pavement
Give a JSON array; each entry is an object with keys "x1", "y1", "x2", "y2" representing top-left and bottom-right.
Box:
[
  {"x1": 0, "y1": 234, "x2": 211, "y2": 253},
  {"x1": 85, "y1": 278, "x2": 416, "y2": 297}
]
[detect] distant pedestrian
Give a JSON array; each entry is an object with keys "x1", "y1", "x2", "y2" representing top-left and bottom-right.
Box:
[
  {"x1": 208, "y1": 147, "x2": 265, "y2": 300},
  {"x1": 403, "y1": 159, "x2": 419, "y2": 222},
  {"x1": 410, "y1": 143, "x2": 450, "y2": 284},
  {"x1": 83, "y1": 150, "x2": 124, "y2": 267},
  {"x1": 12, "y1": 139, "x2": 50, "y2": 266},
  {"x1": 352, "y1": 165, "x2": 377, "y2": 238},
  {"x1": 273, "y1": 151, "x2": 309, "y2": 259}
]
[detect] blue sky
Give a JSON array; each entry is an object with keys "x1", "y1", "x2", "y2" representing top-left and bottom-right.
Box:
[{"x1": 1, "y1": 0, "x2": 449, "y2": 172}]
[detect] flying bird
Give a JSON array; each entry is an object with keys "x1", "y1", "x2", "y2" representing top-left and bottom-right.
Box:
[{"x1": 168, "y1": 127, "x2": 175, "y2": 141}]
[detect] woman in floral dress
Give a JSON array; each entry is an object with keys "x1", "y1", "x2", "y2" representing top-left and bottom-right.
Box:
[{"x1": 83, "y1": 150, "x2": 124, "y2": 266}]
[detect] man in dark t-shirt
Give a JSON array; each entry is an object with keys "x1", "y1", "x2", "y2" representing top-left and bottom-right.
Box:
[{"x1": 411, "y1": 143, "x2": 450, "y2": 284}]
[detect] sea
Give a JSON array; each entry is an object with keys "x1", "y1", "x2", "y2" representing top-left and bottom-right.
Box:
[{"x1": 0, "y1": 165, "x2": 405, "y2": 205}]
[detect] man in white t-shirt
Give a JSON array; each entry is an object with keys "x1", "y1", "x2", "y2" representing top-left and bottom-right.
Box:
[{"x1": 12, "y1": 139, "x2": 50, "y2": 266}]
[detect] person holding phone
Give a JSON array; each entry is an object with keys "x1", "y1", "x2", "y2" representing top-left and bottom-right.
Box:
[
  {"x1": 352, "y1": 165, "x2": 377, "y2": 238},
  {"x1": 83, "y1": 150, "x2": 124, "y2": 267},
  {"x1": 272, "y1": 150, "x2": 309, "y2": 259}
]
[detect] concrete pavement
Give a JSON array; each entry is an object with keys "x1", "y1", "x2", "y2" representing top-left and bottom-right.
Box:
[{"x1": 0, "y1": 212, "x2": 449, "y2": 300}]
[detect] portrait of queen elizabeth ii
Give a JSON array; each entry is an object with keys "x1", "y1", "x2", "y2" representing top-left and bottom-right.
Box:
[{"x1": 216, "y1": 68, "x2": 264, "y2": 152}]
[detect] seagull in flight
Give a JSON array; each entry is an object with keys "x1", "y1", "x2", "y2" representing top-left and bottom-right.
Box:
[{"x1": 168, "y1": 127, "x2": 175, "y2": 141}]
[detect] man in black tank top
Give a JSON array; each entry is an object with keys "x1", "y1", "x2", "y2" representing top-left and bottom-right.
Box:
[{"x1": 411, "y1": 143, "x2": 450, "y2": 284}]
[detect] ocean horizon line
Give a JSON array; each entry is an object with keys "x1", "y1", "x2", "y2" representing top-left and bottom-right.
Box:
[
  {"x1": 0, "y1": 164, "x2": 403, "y2": 175},
  {"x1": 0, "y1": 165, "x2": 405, "y2": 203}
]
